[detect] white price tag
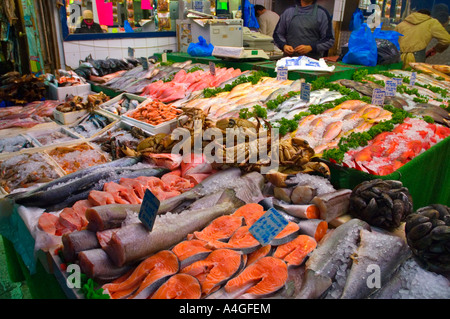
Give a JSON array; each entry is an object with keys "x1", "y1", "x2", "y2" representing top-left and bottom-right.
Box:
[
  {"x1": 410, "y1": 72, "x2": 417, "y2": 86},
  {"x1": 372, "y1": 88, "x2": 386, "y2": 106},
  {"x1": 301, "y1": 82, "x2": 311, "y2": 102},
  {"x1": 276, "y1": 66, "x2": 288, "y2": 81},
  {"x1": 385, "y1": 80, "x2": 397, "y2": 97},
  {"x1": 393, "y1": 78, "x2": 403, "y2": 86}
]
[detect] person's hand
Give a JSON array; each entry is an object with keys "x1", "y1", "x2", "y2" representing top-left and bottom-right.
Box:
[
  {"x1": 294, "y1": 45, "x2": 313, "y2": 55},
  {"x1": 283, "y1": 45, "x2": 294, "y2": 55},
  {"x1": 426, "y1": 48, "x2": 437, "y2": 57}
]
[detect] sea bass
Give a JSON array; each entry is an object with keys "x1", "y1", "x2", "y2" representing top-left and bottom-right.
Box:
[
  {"x1": 339, "y1": 229, "x2": 411, "y2": 299},
  {"x1": 295, "y1": 218, "x2": 371, "y2": 299}
]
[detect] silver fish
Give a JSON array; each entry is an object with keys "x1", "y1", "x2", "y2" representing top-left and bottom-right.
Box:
[
  {"x1": 295, "y1": 218, "x2": 371, "y2": 299},
  {"x1": 339, "y1": 229, "x2": 411, "y2": 299}
]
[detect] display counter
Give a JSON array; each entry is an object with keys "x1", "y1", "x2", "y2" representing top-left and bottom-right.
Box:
[
  {"x1": 329, "y1": 136, "x2": 450, "y2": 210},
  {"x1": 153, "y1": 52, "x2": 403, "y2": 82}
]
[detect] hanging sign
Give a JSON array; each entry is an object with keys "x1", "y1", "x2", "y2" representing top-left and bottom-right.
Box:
[{"x1": 141, "y1": 0, "x2": 153, "y2": 10}]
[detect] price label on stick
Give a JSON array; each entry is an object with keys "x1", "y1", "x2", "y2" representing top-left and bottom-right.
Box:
[
  {"x1": 209, "y1": 61, "x2": 216, "y2": 76},
  {"x1": 385, "y1": 80, "x2": 397, "y2": 97},
  {"x1": 276, "y1": 66, "x2": 288, "y2": 81},
  {"x1": 138, "y1": 189, "x2": 160, "y2": 231},
  {"x1": 162, "y1": 52, "x2": 167, "y2": 63},
  {"x1": 393, "y1": 77, "x2": 403, "y2": 86},
  {"x1": 249, "y1": 208, "x2": 289, "y2": 246},
  {"x1": 410, "y1": 72, "x2": 417, "y2": 86},
  {"x1": 372, "y1": 88, "x2": 386, "y2": 106},
  {"x1": 140, "y1": 57, "x2": 149, "y2": 70},
  {"x1": 128, "y1": 47, "x2": 135, "y2": 58},
  {"x1": 301, "y1": 82, "x2": 311, "y2": 102}
]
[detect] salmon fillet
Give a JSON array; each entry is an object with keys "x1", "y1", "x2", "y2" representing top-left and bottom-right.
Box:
[
  {"x1": 181, "y1": 249, "x2": 244, "y2": 297},
  {"x1": 224, "y1": 256, "x2": 288, "y2": 298},
  {"x1": 151, "y1": 274, "x2": 201, "y2": 299}
]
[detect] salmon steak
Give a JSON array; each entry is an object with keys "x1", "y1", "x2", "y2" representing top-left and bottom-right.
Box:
[
  {"x1": 270, "y1": 222, "x2": 300, "y2": 246},
  {"x1": 224, "y1": 256, "x2": 288, "y2": 298},
  {"x1": 246, "y1": 245, "x2": 273, "y2": 266},
  {"x1": 181, "y1": 249, "x2": 245, "y2": 297},
  {"x1": 171, "y1": 239, "x2": 213, "y2": 269},
  {"x1": 206, "y1": 226, "x2": 261, "y2": 254},
  {"x1": 187, "y1": 215, "x2": 243, "y2": 242},
  {"x1": 103, "y1": 250, "x2": 179, "y2": 299},
  {"x1": 232, "y1": 203, "x2": 265, "y2": 226},
  {"x1": 151, "y1": 274, "x2": 202, "y2": 299},
  {"x1": 273, "y1": 235, "x2": 317, "y2": 267}
]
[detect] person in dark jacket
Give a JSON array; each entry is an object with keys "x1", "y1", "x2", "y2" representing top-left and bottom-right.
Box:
[
  {"x1": 273, "y1": 0, "x2": 334, "y2": 59},
  {"x1": 75, "y1": 10, "x2": 104, "y2": 34}
]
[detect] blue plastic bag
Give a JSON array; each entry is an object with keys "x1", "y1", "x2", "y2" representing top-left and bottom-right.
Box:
[
  {"x1": 349, "y1": 8, "x2": 364, "y2": 31},
  {"x1": 124, "y1": 20, "x2": 134, "y2": 33},
  {"x1": 243, "y1": 0, "x2": 259, "y2": 29},
  {"x1": 342, "y1": 23, "x2": 378, "y2": 67},
  {"x1": 187, "y1": 36, "x2": 214, "y2": 57},
  {"x1": 373, "y1": 23, "x2": 403, "y2": 50}
]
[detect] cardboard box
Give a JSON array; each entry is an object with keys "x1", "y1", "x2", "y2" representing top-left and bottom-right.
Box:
[{"x1": 48, "y1": 82, "x2": 91, "y2": 101}]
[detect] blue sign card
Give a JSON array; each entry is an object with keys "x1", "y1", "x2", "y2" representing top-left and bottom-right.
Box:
[
  {"x1": 209, "y1": 61, "x2": 216, "y2": 76},
  {"x1": 393, "y1": 78, "x2": 403, "y2": 86},
  {"x1": 276, "y1": 66, "x2": 288, "y2": 81},
  {"x1": 301, "y1": 82, "x2": 311, "y2": 101},
  {"x1": 385, "y1": 80, "x2": 397, "y2": 97},
  {"x1": 372, "y1": 88, "x2": 386, "y2": 106},
  {"x1": 138, "y1": 189, "x2": 160, "y2": 231},
  {"x1": 249, "y1": 208, "x2": 289, "y2": 246},
  {"x1": 410, "y1": 72, "x2": 417, "y2": 86}
]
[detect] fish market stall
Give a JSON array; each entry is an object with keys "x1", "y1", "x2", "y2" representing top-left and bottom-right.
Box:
[
  {"x1": 1, "y1": 62, "x2": 450, "y2": 300},
  {"x1": 152, "y1": 52, "x2": 404, "y2": 82}
]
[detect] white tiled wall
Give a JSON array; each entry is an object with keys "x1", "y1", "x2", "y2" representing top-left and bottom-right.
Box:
[{"x1": 63, "y1": 37, "x2": 178, "y2": 68}]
